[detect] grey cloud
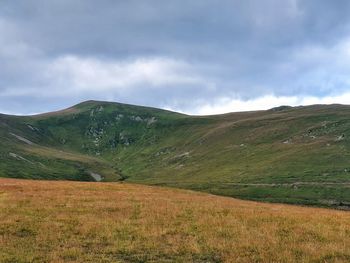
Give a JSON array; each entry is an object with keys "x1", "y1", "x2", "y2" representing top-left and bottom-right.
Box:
[{"x1": 1, "y1": 0, "x2": 350, "y2": 114}]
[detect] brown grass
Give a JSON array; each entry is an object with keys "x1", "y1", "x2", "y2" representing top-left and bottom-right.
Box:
[
  {"x1": 30, "y1": 106, "x2": 80, "y2": 119},
  {"x1": 0, "y1": 178, "x2": 349, "y2": 263}
]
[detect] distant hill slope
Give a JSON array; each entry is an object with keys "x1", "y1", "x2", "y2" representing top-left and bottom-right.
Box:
[{"x1": 1, "y1": 100, "x2": 350, "y2": 208}]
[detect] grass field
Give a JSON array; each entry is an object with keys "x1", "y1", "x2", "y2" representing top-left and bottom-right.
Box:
[{"x1": 1, "y1": 178, "x2": 349, "y2": 262}]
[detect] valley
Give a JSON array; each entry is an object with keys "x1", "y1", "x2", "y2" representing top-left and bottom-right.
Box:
[{"x1": 1, "y1": 101, "x2": 350, "y2": 208}]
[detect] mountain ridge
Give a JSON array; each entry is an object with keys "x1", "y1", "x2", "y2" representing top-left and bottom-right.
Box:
[
  {"x1": 1, "y1": 100, "x2": 350, "y2": 209},
  {"x1": 3, "y1": 100, "x2": 349, "y2": 117}
]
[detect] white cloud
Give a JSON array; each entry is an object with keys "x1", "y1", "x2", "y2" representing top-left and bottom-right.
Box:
[
  {"x1": 187, "y1": 93, "x2": 350, "y2": 115},
  {"x1": 47, "y1": 55, "x2": 206, "y2": 93}
]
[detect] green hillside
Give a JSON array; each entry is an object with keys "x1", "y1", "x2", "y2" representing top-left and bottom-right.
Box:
[{"x1": 1, "y1": 101, "x2": 350, "y2": 208}]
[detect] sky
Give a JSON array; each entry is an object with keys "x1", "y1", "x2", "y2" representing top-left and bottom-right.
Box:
[{"x1": 1, "y1": 0, "x2": 350, "y2": 115}]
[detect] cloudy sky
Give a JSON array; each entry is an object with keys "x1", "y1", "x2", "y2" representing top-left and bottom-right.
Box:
[{"x1": 1, "y1": 0, "x2": 350, "y2": 115}]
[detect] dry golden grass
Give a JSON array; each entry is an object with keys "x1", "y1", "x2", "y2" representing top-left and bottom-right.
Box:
[{"x1": 0, "y1": 178, "x2": 349, "y2": 263}]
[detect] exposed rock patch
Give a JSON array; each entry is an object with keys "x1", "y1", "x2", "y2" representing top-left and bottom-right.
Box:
[
  {"x1": 9, "y1": 133, "x2": 34, "y2": 145},
  {"x1": 9, "y1": 153, "x2": 33, "y2": 164},
  {"x1": 26, "y1": 124, "x2": 40, "y2": 132},
  {"x1": 88, "y1": 172, "x2": 103, "y2": 182}
]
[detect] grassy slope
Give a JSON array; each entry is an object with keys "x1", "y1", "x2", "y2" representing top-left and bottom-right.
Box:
[
  {"x1": 1, "y1": 178, "x2": 349, "y2": 262},
  {"x1": 1, "y1": 101, "x2": 350, "y2": 207},
  {"x1": 0, "y1": 110, "x2": 118, "y2": 181}
]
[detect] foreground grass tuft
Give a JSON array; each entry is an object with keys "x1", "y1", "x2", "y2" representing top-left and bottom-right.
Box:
[{"x1": 0, "y1": 178, "x2": 349, "y2": 262}]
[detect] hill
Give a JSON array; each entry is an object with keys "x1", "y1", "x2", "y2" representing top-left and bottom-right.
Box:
[
  {"x1": 1, "y1": 178, "x2": 349, "y2": 262},
  {"x1": 1, "y1": 101, "x2": 350, "y2": 208}
]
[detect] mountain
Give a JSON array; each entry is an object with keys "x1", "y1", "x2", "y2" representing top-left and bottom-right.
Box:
[{"x1": 1, "y1": 100, "x2": 350, "y2": 208}]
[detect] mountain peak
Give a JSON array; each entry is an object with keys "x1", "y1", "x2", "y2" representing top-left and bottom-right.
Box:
[{"x1": 73, "y1": 100, "x2": 116, "y2": 108}]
